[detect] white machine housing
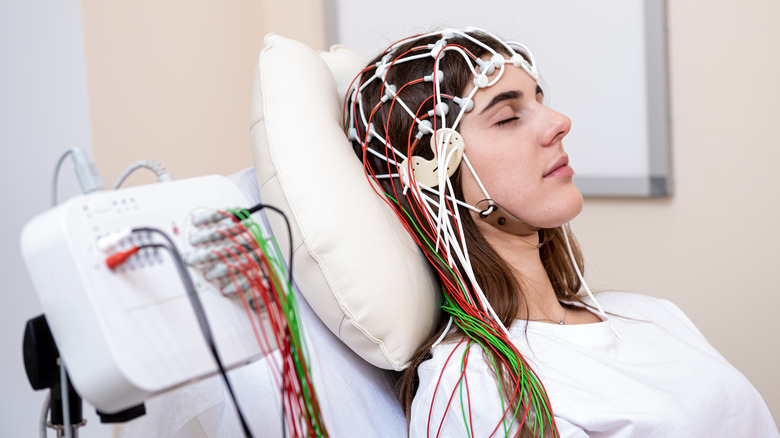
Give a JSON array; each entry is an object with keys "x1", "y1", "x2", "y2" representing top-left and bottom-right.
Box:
[{"x1": 21, "y1": 175, "x2": 269, "y2": 413}]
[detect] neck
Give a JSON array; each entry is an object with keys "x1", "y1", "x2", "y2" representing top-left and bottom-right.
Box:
[{"x1": 475, "y1": 222, "x2": 565, "y2": 322}]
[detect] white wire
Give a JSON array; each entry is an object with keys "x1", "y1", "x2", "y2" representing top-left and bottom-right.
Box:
[
  {"x1": 424, "y1": 154, "x2": 514, "y2": 340},
  {"x1": 383, "y1": 51, "x2": 430, "y2": 66},
  {"x1": 416, "y1": 184, "x2": 506, "y2": 335},
  {"x1": 388, "y1": 29, "x2": 449, "y2": 51},
  {"x1": 365, "y1": 143, "x2": 403, "y2": 166},
  {"x1": 437, "y1": 45, "x2": 481, "y2": 79},
  {"x1": 441, "y1": 177, "x2": 464, "y2": 268},
  {"x1": 367, "y1": 128, "x2": 408, "y2": 161},
  {"x1": 417, "y1": 185, "x2": 481, "y2": 214},
  {"x1": 486, "y1": 62, "x2": 507, "y2": 87},
  {"x1": 468, "y1": 27, "x2": 539, "y2": 79},
  {"x1": 450, "y1": 45, "x2": 482, "y2": 76},
  {"x1": 416, "y1": 119, "x2": 436, "y2": 137},
  {"x1": 461, "y1": 155, "x2": 493, "y2": 207},
  {"x1": 355, "y1": 79, "x2": 427, "y2": 156},
  {"x1": 51, "y1": 149, "x2": 75, "y2": 206},
  {"x1": 387, "y1": 91, "x2": 427, "y2": 129},
  {"x1": 484, "y1": 29, "x2": 523, "y2": 59},
  {"x1": 560, "y1": 224, "x2": 623, "y2": 340},
  {"x1": 505, "y1": 40, "x2": 539, "y2": 79},
  {"x1": 451, "y1": 83, "x2": 481, "y2": 131},
  {"x1": 432, "y1": 43, "x2": 492, "y2": 132},
  {"x1": 448, "y1": 229, "x2": 513, "y2": 341},
  {"x1": 356, "y1": 83, "x2": 372, "y2": 129},
  {"x1": 415, "y1": 178, "x2": 473, "y2": 259},
  {"x1": 431, "y1": 316, "x2": 454, "y2": 349},
  {"x1": 433, "y1": 54, "x2": 447, "y2": 131},
  {"x1": 356, "y1": 50, "x2": 465, "y2": 145},
  {"x1": 347, "y1": 87, "x2": 360, "y2": 131},
  {"x1": 433, "y1": 143, "x2": 461, "y2": 250},
  {"x1": 415, "y1": 185, "x2": 459, "y2": 263},
  {"x1": 416, "y1": 188, "x2": 449, "y2": 253},
  {"x1": 402, "y1": 177, "x2": 514, "y2": 342},
  {"x1": 111, "y1": 159, "x2": 172, "y2": 189},
  {"x1": 415, "y1": 184, "x2": 478, "y2": 272},
  {"x1": 444, "y1": 175, "x2": 473, "y2": 273},
  {"x1": 441, "y1": 210, "x2": 509, "y2": 334},
  {"x1": 357, "y1": 66, "x2": 427, "y2": 133},
  {"x1": 350, "y1": 27, "x2": 537, "y2": 347},
  {"x1": 454, "y1": 28, "x2": 501, "y2": 57},
  {"x1": 353, "y1": 36, "x2": 525, "y2": 182}
]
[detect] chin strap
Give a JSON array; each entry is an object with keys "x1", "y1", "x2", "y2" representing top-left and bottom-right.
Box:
[{"x1": 475, "y1": 199, "x2": 540, "y2": 236}]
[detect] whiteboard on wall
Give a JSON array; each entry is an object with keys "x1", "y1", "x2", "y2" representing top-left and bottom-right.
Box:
[{"x1": 325, "y1": 0, "x2": 671, "y2": 197}]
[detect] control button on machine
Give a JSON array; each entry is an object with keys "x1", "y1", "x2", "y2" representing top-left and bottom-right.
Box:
[{"x1": 90, "y1": 200, "x2": 111, "y2": 213}]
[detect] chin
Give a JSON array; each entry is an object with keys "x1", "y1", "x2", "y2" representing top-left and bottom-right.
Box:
[
  {"x1": 529, "y1": 187, "x2": 584, "y2": 229},
  {"x1": 560, "y1": 195, "x2": 584, "y2": 225}
]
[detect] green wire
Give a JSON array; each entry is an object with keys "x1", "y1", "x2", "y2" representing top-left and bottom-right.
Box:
[
  {"x1": 457, "y1": 342, "x2": 473, "y2": 438},
  {"x1": 381, "y1": 195, "x2": 556, "y2": 437},
  {"x1": 471, "y1": 337, "x2": 511, "y2": 438},
  {"x1": 229, "y1": 208, "x2": 327, "y2": 437}
]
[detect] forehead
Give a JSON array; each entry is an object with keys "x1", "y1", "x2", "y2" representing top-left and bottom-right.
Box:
[{"x1": 469, "y1": 65, "x2": 539, "y2": 107}]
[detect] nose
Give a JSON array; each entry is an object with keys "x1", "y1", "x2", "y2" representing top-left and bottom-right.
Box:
[{"x1": 542, "y1": 107, "x2": 571, "y2": 147}]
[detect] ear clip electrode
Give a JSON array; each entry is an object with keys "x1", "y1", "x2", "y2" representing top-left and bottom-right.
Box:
[
  {"x1": 399, "y1": 128, "x2": 464, "y2": 188},
  {"x1": 476, "y1": 199, "x2": 539, "y2": 236}
]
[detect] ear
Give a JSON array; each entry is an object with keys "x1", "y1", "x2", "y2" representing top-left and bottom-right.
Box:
[{"x1": 400, "y1": 128, "x2": 464, "y2": 187}]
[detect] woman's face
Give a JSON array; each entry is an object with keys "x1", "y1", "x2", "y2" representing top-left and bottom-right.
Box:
[{"x1": 457, "y1": 64, "x2": 583, "y2": 231}]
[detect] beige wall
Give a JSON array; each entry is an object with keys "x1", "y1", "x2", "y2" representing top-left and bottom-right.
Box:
[
  {"x1": 82, "y1": 0, "x2": 325, "y2": 187},
  {"x1": 572, "y1": 0, "x2": 780, "y2": 421},
  {"x1": 81, "y1": 0, "x2": 779, "y2": 424}
]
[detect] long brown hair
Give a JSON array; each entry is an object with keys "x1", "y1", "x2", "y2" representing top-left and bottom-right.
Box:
[{"x1": 347, "y1": 30, "x2": 586, "y2": 437}]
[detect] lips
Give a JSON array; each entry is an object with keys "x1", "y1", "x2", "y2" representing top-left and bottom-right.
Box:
[{"x1": 544, "y1": 155, "x2": 571, "y2": 178}]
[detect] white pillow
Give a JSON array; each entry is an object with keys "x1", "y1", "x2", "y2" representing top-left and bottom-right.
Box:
[{"x1": 249, "y1": 34, "x2": 440, "y2": 370}]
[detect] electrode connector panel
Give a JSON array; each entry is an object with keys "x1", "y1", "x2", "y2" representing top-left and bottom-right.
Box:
[{"x1": 21, "y1": 175, "x2": 270, "y2": 413}]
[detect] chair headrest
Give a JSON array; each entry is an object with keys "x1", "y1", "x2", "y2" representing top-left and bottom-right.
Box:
[{"x1": 249, "y1": 34, "x2": 440, "y2": 370}]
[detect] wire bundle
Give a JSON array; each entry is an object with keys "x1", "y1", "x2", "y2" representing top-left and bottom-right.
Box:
[
  {"x1": 103, "y1": 206, "x2": 328, "y2": 437},
  {"x1": 185, "y1": 206, "x2": 329, "y2": 438},
  {"x1": 345, "y1": 28, "x2": 557, "y2": 437}
]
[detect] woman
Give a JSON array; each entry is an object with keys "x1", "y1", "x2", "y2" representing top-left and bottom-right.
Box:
[{"x1": 346, "y1": 28, "x2": 777, "y2": 437}]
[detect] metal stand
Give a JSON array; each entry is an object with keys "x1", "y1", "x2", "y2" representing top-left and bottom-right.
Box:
[
  {"x1": 23, "y1": 315, "x2": 85, "y2": 437},
  {"x1": 23, "y1": 314, "x2": 148, "y2": 436},
  {"x1": 23, "y1": 314, "x2": 147, "y2": 437}
]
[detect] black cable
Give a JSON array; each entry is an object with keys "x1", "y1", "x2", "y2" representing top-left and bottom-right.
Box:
[
  {"x1": 133, "y1": 233, "x2": 254, "y2": 438},
  {"x1": 189, "y1": 203, "x2": 295, "y2": 435},
  {"x1": 235, "y1": 204, "x2": 294, "y2": 285}
]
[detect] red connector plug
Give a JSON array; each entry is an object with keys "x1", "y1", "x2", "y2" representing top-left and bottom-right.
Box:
[{"x1": 106, "y1": 246, "x2": 140, "y2": 270}]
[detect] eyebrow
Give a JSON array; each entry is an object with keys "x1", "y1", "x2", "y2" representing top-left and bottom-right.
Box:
[
  {"x1": 479, "y1": 90, "x2": 521, "y2": 114},
  {"x1": 478, "y1": 86, "x2": 544, "y2": 114}
]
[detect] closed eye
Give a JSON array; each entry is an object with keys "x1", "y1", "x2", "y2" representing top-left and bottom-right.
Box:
[{"x1": 496, "y1": 117, "x2": 519, "y2": 127}]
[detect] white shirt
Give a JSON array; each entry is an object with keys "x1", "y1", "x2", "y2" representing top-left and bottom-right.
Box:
[{"x1": 410, "y1": 292, "x2": 778, "y2": 437}]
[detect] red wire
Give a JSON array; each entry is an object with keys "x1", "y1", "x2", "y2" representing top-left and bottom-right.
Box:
[
  {"x1": 426, "y1": 337, "x2": 466, "y2": 437},
  {"x1": 186, "y1": 212, "x2": 330, "y2": 437},
  {"x1": 212, "y1": 249, "x2": 284, "y2": 393},
  {"x1": 434, "y1": 340, "x2": 474, "y2": 438},
  {"x1": 210, "y1": 221, "x2": 305, "y2": 432},
  {"x1": 461, "y1": 342, "x2": 475, "y2": 438}
]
